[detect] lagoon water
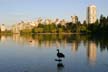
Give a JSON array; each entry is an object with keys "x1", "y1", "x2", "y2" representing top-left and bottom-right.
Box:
[{"x1": 0, "y1": 34, "x2": 108, "y2": 72}]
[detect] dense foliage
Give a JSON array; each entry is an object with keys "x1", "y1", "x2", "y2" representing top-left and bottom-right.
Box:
[{"x1": 32, "y1": 15, "x2": 108, "y2": 34}]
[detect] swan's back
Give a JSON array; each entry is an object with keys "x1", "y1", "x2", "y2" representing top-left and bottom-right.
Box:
[{"x1": 57, "y1": 52, "x2": 65, "y2": 58}]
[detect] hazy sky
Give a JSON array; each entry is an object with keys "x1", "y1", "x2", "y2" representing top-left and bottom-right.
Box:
[{"x1": 0, "y1": 0, "x2": 108, "y2": 25}]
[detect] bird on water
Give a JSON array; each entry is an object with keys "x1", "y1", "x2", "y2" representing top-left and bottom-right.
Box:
[{"x1": 57, "y1": 49, "x2": 65, "y2": 58}]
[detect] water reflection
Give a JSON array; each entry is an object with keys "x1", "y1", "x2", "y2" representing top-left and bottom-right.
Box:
[
  {"x1": 0, "y1": 34, "x2": 108, "y2": 46},
  {"x1": 71, "y1": 41, "x2": 79, "y2": 54},
  {"x1": 87, "y1": 41, "x2": 97, "y2": 65},
  {"x1": 57, "y1": 62, "x2": 64, "y2": 72},
  {"x1": 1, "y1": 35, "x2": 7, "y2": 42},
  {"x1": 55, "y1": 58, "x2": 64, "y2": 72},
  {"x1": 0, "y1": 35, "x2": 10, "y2": 43},
  {"x1": 0, "y1": 34, "x2": 108, "y2": 72},
  {"x1": 0, "y1": 34, "x2": 108, "y2": 51}
]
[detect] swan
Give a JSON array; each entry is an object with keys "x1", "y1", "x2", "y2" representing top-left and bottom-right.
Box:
[{"x1": 57, "y1": 49, "x2": 65, "y2": 58}]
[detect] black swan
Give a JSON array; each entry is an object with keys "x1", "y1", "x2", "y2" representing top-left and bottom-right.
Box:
[{"x1": 57, "y1": 49, "x2": 65, "y2": 58}]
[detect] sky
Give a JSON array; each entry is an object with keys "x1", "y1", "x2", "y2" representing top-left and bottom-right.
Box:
[{"x1": 0, "y1": 0, "x2": 108, "y2": 25}]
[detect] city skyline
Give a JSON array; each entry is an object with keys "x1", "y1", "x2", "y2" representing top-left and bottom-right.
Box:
[{"x1": 0, "y1": 0, "x2": 108, "y2": 25}]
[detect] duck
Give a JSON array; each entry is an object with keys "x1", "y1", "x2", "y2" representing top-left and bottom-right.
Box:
[
  {"x1": 29, "y1": 40, "x2": 32, "y2": 42},
  {"x1": 57, "y1": 49, "x2": 65, "y2": 58}
]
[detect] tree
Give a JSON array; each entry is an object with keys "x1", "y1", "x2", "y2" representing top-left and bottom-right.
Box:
[
  {"x1": 83, "y1": 20, "x2": 87, "y2": 25},
  {"x1": 21, "y1": 29, "x2": 32, "y2": 34},
  {"x1": 0, "y1": 28, "x2": 1, "y2": 33},
  {"x1": 81, "y1": 25, "x2": 87, "y2": 32},
  {"x1": 106, "y1": 16, "x2": 108, "y2": 24},
  {"x1": 95, "y1": 19, "x2": 99, "y2": 25},
  {"x1": 49, "y1": 24, "x2": 57, "y2": 33},
  {"x1": 57, "y1": 28, "x2": 63, "y2": 33},
  {"x1": 38, "y1": 28, "x2": 44, "y2": 33},
  {"x1": 44, "y1": 25, "x2": 50, "y2": 33},
  {"x1": 76, "y1": 21, "x2": 81, "y2": 33},
  {"x1": 100, "y1": 14, "x2": 104, "y2": 24},
  {"x1": 66, "y1": 22, "x2": 72, "y2": 33}
]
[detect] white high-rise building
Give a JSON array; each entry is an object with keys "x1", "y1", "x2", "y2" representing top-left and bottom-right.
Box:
[
  {"x1": 0, "y1": 24, "x2": 6, "y2": 32},
  {"x1": 71, "y1": 16, "x2": 78, "y2": 24},
  {"x1": 45, "y1": 19, "x2": 50, "y2": 25},
  {"x1": 60, "y1": 19, "x2": 66, "y2": 26},
  {"x1": 87, "y1": 5, "x2": 97, "y2": 24},
  {"x1": 54, "y1": 18, "x2": 60, "y2": 25}
]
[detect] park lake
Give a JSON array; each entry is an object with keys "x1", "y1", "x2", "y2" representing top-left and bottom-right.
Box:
[{"x1": 0, "y1": 34, "x2": 108, "y2": 72}]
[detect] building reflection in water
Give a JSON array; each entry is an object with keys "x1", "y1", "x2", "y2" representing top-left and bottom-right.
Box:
[
  {"x1": 0, "y1": 35, "x2": 7, "y2": 42},
  {"x1": 11, "y1": 34, "x2": 66, "y2": 48},
  {"x1": 12, "y1": 34, "x2": 26, "y2": 45},
  {"x1": 0, "y1": 34, "x2": 99, "y2": 67},
  {"x1": 34, "y1": 39, "x2": 39, "y2": 48},
  {"x1": 56, "y1": 41, "x2": 60, "y2": 48},
  {"x1": 87, "y1": 41, "x2": 97, "y2": 65},
  {"x1": 45, "y1": 40, "x2": 52, "y2": 48},
  {"x1": 71, "y1": 41, "x2": 78, "y2": 54},
  {"x1": 10, "y1": 34, "x2": 78, "y2": 49},
  {"x1": 13, "y1": 34, "x2": 32, "y2": 46},
  {"x1": 63, "y1": 39, "x2": 67, "y2": 48},
  {"x1": 12, "y1": 34, "x2": 20, "y2": 43}
]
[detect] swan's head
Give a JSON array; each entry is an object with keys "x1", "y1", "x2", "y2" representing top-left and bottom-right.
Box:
[{"x1": 57, "y1": 49, "x2": 59, "y2": 51}]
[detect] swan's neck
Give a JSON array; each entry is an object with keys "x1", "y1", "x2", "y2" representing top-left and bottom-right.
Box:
[{"x1": 58, "y1": 50, "x2": 59, "y2": 53}]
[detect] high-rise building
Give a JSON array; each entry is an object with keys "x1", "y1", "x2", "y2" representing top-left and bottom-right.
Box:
[
  {"x1": 45, "y1": 19, "x2": 53, "y2": 25},
  {"x1": 54, "y1": 18, "x2": 60, "y2": 25},
  {"x1": 45, "y1": 19, "x2": 50, "y2": 25},
  {"x1": 0, "y1": 24, "x2": 6, "y2": 32},
  {"x1": 60, "y1": 19, "x2": 66, "y2": 26},
  {"x1": 38, "y1": 17, "x2": 43, "y2": 24},
  {"x1": 71, "y1": 16, "x2": 78, "y2": 24},
  {"x1": 87, "y1": 5, "x2": 97, "y2": 24}
]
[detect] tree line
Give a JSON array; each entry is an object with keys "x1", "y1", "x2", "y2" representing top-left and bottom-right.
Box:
[
  {"x1": 1, "y1": 14, "x2": 108, "y2": 35},
  {"x1": 23, "y1": 14, "x2": 106, "y2": 34}
]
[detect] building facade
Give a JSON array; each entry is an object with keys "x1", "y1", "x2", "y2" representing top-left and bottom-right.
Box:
[
  {"x1": 0, "y1": 24, "x2": 6, "y2": 32},
  {"x1": 54, "y1": 18, "x2": 60, "y2": 25},
  {"x1": 71, "y1": 16, "x2": 78, "y2": 24},
  {"x1": 87, "y1": 5, "x2": 97, "y2": 24}
]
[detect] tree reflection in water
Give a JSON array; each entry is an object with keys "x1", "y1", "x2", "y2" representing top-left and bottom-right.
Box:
[
  {"x1": 0, "y1": 34, "x2": 108, "y2": 51},
  {"x1": 0, "y1": 34, "x2": 108, "y2": 71}
]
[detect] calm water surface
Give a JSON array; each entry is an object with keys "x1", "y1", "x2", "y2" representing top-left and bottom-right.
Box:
[{"x1": 0, "y1": 34, "x2": 108, "y2": 72}]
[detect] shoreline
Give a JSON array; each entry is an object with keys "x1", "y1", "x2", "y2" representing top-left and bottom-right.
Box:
[
  {"x1": 0, "y1": 32, "x2": 85, "y2": 36},
  {"x1": 32, "y1": 33, "x2": 82, "y2": 35},
  {"x1": 20, "y1": 32, "x2": 84, "y2": 35}
]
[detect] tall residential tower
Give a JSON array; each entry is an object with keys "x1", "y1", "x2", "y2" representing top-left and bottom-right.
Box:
[
  {"x1": 71, "y1": 16, "x2": 78, "y2": 24},
  {"x1": 87, "y1": 5, "x2": 97, "y2": 24}
]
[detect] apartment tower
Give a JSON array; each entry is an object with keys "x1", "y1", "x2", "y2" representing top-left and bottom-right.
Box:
[{"x1": 87, "y1": 5, "x2": 97, "y2": 24}]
